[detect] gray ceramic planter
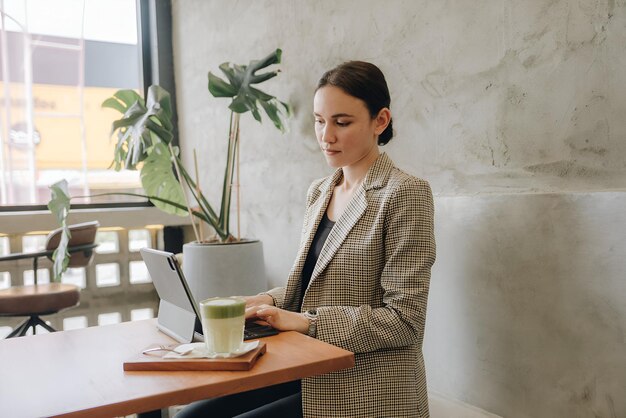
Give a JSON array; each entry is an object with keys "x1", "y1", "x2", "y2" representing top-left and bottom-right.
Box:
[{"x1": 182, "y1": 240, "x2": 266, "y2": 302}]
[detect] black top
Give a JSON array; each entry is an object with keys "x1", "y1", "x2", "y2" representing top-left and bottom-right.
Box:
[{"x1": 300, "y1": 212, "x2": 335, "y2": 308}]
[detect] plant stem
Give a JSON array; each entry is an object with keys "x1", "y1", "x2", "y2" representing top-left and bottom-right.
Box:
[
  {"x1": 236, "y1": 119, "x2": 241, "y2": 241},
  {"x1": 219, "y1": 111, "x2": 240, "y2": 239},
  {"x1": 169, "y1": 143, "x2": 201, "y2": 243},
  {"x1": 176, "y1": 162, "x2": 220, "y2": 226},
  {"x1": 193, "y1": 149, "x2": 204, "y2": 242}
]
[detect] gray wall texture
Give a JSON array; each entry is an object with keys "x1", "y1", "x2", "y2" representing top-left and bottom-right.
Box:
[{"x1": 171, "y1": 1, "x2": 626, "y2": 417}]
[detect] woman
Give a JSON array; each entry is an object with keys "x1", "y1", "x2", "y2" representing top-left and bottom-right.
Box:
[{"x1": 178, "y1": 61, "x2": 436, "y2": 418}]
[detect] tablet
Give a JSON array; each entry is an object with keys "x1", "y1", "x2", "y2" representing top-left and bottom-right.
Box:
[
  {"x1": 140, "y1": 248, "x2": 279, "y2": 343},
  {"x1": 140, "y1": 248, "x2": 201, "y2": 343}
]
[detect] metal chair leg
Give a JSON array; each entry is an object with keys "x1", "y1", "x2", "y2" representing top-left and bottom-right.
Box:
[
  {"x1": 5, "y1": 315, "x2": 57, "y2": 338},
  {"x1": 21, "y1": 317, "x2": 37, "y2": 336},
  {"x1": 33, "y1": 256, "x2": 39, "y2": 285},
  {"x1": 6, "y1": 319, "x2": 30, "y2": 338},
  {"x1": 32, "y1": 315, "x2": 57, "y2": 333}
]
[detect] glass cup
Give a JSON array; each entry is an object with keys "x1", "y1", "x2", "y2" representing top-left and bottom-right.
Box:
[{"x1": 199, "y1": 296, "x2": 246, "y2": 354}]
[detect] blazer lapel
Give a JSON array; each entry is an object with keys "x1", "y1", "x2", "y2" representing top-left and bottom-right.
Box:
[
  {"x1": 290, "y1": 153, "x2": 395, "y2": 310},
  {"x1": 310, "y1": 186, "x2": 367, "y2": 282},
  {"x1": 307, "y1": 153, "x2": 394, "y2": 291},
  {"x1": 283, "y1": 169, "x2": 341, "y2": 310}
]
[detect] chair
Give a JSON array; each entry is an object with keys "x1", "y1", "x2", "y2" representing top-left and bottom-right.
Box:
[{"x1": 0, "y1": 221, "x2": 99, "y2": 338}]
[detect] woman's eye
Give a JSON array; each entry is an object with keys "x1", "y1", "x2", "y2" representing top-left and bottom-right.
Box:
[
  {"x1": 314, "y1": 119, "x2": 324, "y2": 125},
  {"x1": 336, "y1": 121, "x2": 351, "y2": 127}
]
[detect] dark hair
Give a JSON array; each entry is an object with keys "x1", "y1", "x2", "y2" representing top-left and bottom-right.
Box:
[{"x1": 316, "y1": 61, "x2": 393, "y2": 145}]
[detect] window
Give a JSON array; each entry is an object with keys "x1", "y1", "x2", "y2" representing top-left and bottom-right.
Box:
[
  {"x1": 63, "y1": 315, "x2": 87, "y2": 330},
  {"x1": 0, "y1": 235, "x2": 8, "y2": 254},
  {"x1": 129, "y1": 260, "x2": 150, "y2": 284},
  {"x1": 128, "y1": 228, "x2": 150, "y2": 251},
  {"x1": 98, "y1": 311, "x2": 122, "y2": 326},
  {"x1": 130, "y1": 307, "x2": 153, "y2": 321},
  {"x1": 95, "y1": 230, "x2": 120, "y2": 254},
  {"x1": 21, "y1": 233, "x2": 45, "y2": 252},
  {"x1": 61, "y1": 267, "x2": 86, "y2": 288},
  {"x1": 0, "y1": 237, "x2": 9, "y2": 289},
  {"x1": 23, "y1": 268, "x2": 49, "y2": 285},
  {"x1": 0, "y1": 0, "x2": 176, "y2": 209},
  {"x1": 0, "y1": 271, "x2": 9, "y2": 289},
  {"x1": 96, "y1": 262, "x2": 120, "y2": 287}
]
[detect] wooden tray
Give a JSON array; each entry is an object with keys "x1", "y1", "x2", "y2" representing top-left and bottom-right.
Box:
[{"x1": 123, "y1": 342, "x2": 266, "y2": 372}]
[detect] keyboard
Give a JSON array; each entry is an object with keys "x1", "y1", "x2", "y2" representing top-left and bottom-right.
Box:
[{"x1": 244, "y1": 321, "x2": 279, "y2": 340}]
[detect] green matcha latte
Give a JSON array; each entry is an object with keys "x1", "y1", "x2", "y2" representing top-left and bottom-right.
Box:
[{"x1": 199, "y1": 297, "x2": 246, "y2": 354}]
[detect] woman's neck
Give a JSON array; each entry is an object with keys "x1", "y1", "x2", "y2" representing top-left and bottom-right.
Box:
[{"x1": 339, "y1": 147, "x2": 380, "y2": 191}]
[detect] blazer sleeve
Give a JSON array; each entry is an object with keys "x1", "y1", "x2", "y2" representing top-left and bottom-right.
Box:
[
  {"x1": 314, "y1": 177, "x2": 436, "y2": 353},
  {"x1": 262, "y1": 286, "x2": 286, "y2": 308}
]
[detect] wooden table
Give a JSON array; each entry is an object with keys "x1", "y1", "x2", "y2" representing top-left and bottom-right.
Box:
[{"x1": 0, "y1": 319, "x2": 354, "y2": 418}]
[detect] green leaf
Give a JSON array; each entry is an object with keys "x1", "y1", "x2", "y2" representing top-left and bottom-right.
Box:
[
  {"x1": 51, "y1": 230, "x2": 70, "y2": 281},
  {"x1": 208, "y1": 72, "x2": 237, "y2": 97},
  {"x1": 210, "y1": 49, "x2": 285, "y2": 124},
  {"x1": 249, "y1": 48, "x2": 282, "y2": 73},
  {"x1": 250, "y1": 70, "x2": 278, "y2": 85},
  {"x1": 112, "y1": 89, "x2": 142, "y2": 107},
  {"x1": 47, "y1": 180, "x2": 71, "y2": 281},
  {"x1": 102, "y1": 90, "x2": 142, "y2": 116},
  {"x1": 218, "y1": 63, "x2": 243, "y2": 87},
  {"x1": 229, "y1": 94, "x2": 254, "y2": 114},
  {"x1": 259, "y1": 99, "x2": 285, "y2": 132},
  {"x1": 106, "y1": 87, "x2": 175, "y2": 171},
  {"x1": 248, "y1": 86, "x2": 274, "y2": 102},
  {"x1": 101, "y1": 97, "x2": 127, "y2": 113},
  {"x1": 146, "y1": 85, "x2": 173, "y2": 131},
  {"x1": 146, "y1": 119, "x2": 174, "y2": 144},
  {"x1": 250, "y1": 104, "x2": 262, "y2": 122},
  {"x1": 140, "y1": 142, "x2": 188, "y2": 216},
  {"x1": 110, "y1": 113, "x2": 142, "y2": 135},
  {"x1": 48, "y1": 180, "x2": 71, "y2": 226},
  {"x1": 280, "y1": 101, "x2": 293, "y2": 117},
  {"x1": 232, "y1": 63, "x2": 247, "y2": 76}
]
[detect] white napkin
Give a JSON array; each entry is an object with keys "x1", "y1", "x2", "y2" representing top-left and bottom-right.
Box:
[{"x1": 164, "y1": 340, "x2": 260, "y2": 359}]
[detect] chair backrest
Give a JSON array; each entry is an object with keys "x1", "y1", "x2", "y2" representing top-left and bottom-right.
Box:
[{"x1": 45, "y1": 221, "x2": 100, "y2": 267}]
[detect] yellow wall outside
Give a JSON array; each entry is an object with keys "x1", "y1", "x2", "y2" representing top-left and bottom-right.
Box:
[{"x1": 0, "y1": 83, "x2": 135, "y2": 170}]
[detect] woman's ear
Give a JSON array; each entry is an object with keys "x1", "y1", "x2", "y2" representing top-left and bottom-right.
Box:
[{"x1": 374, "y1": 108, "x2": 391, "y2": 135}]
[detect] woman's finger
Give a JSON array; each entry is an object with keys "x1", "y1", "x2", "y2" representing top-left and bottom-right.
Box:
[
  {"x1": 244, "y1": 307, "x2": 258, "y2": 319},
  {"x1": 245, "y1": 304, "x2": 274, "y2": 319},
  {"x1": 255, "y1": 306, "x2": 277, "y2": 316}
]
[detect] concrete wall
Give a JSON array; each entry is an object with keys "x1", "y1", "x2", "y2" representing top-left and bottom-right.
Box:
[{"x1": 171, "y1": 1, "x2": 626, "y2": 417}]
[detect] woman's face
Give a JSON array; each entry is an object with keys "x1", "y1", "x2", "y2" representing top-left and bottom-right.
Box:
[{"x1": 313, "y1": 86, "x2": 388, "y2": 169}]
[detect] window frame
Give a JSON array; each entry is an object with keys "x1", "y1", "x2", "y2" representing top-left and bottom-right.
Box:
[{"x1": 0, "y1": 0, "x2": 178, "y2": 213}]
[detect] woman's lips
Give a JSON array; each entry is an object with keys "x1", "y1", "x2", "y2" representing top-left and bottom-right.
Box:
[{"x1": 324, "y1": 149, "x2": 340, "y2": 155}]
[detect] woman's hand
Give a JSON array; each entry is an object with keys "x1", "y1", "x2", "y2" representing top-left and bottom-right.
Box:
[
  {"x1": 241, "y1": 294, "x2": 274, "y2": 320},
  {"x1": 247, "y1": 304, "x2": 309, "y2": 334},
  {"x1": 241, "y1": 294, "x2": 274, "y2": 311}
]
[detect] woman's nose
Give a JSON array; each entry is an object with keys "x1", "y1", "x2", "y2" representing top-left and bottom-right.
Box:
[{"x1": 321, "y1": 126, "x2": 335, "y2": 143}]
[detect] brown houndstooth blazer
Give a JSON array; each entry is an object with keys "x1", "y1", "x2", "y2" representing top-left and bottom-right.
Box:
[{"x1": 265, "y1": 152, "x2": 436, "y2": 418}]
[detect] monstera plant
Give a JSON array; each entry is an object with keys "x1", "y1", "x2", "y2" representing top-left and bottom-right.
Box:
[{"x1": 49, "y1": 48, "x2": 290, "y2": 280}]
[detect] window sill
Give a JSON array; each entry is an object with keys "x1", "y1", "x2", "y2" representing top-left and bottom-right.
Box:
[{"x1": 0, "y1": 206, "x2": 190, "y2": 234}]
